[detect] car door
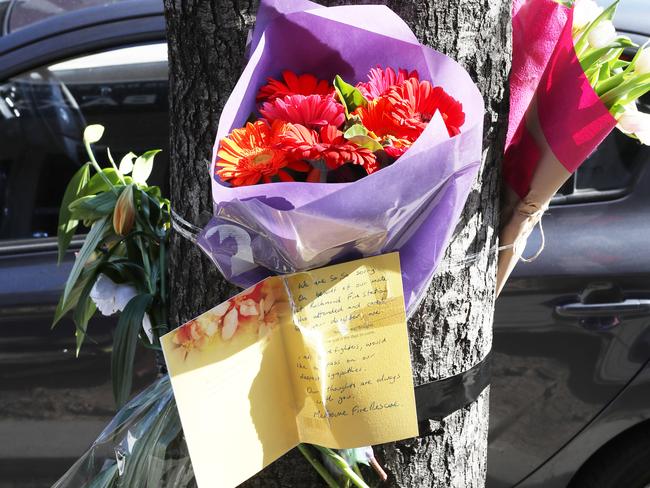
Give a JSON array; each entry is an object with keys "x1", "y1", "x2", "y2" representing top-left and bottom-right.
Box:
[
  {"x1": 487, "y1": 99, "x2": 650, "y2": 486},
  {"x1": 0, "y1": 38, "x2": 169, "y2": 486}
]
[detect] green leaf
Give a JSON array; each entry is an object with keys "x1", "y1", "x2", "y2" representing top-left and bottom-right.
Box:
[
  {"x1": 72, "y1": 272, "x2": 99, "y2": 355},
  {"x1": 84, "y1": 168, "x2": 123, "y2": 195},
  {"x1": 84, "y1": 124, "x2": 105, "y2": 144},
  {"x1": 334, "y1": 75, "x2": 368, "y2": 116},
  {"x1": 53, "y1": 262, "x2": 99, "y2": 327},
  {"x1": 120, "y1": 152, "x2": 137, "y2": 175},
  {"x1": 344, "y1": 124, "x2": 368, "y2": 138},
  {"x1": 348, "y1": 135, "x2": 383, "y2": 152},
  {"x1": 57, "y1": 163, "x2": 90, "y2": 264},
  {"x1": 62, "y1": 217, "x2": 111, "y2": 305},
  {"x1": 101, "y1": 258, "x2": 146, "y2": 285},
  {"x1": 111, "y1": 293, "x2": 152, "y2": 407},
  {"x1": 132, "y1": 150, "x2": 161, "y2": 185},
  {"x1": 580, "y1": 42, "x2": 630, "y2": 72},
  {"x1": 68, "y1": 191, "x2": 119, "y2": 221}
]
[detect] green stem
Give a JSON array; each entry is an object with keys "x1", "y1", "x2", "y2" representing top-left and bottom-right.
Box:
[
  {"x1": 298, "y1": 444, "x2": 341, "y2": 488},
  {"x1": 600, "y1": 72, "x2": 650, "y2": 108},
  {"x1": 595, "y1": 70, "x2": 627, "y2": 96},
  {"x1": 314, "y1": 446, "x2": 370, "y2": 488},
  {"x1": 84, "y1": 140, "x2": 119, "y2": 195}
]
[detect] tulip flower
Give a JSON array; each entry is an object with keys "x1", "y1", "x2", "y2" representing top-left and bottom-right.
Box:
[
  {"x1": 635, "y1": 48, "x2": 650, "y2": 75},
  {"x1": 617, "y1": 105, "x2": 650, "y2": 145},
  {"x1": 113, "y1": 185, "x2": 135, "y2": 236},
  {"x1": 573, "y1": 0, "x2": 604, "y2": 32},
  {"x1": 587, "y1": 20, "x2": 617, "y2": 49}
]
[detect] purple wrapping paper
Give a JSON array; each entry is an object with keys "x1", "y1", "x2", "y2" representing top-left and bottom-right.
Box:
[{"x1": 198, "y1": 0, "x2": 484, "y2": 313}]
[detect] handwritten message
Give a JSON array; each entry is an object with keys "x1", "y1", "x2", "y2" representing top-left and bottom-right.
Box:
[
  {"x1": 283, "y1": 255, "x2": 417, "y2": 447},
  {"x1": 161, "y1": 253, "x2": 417, "y2": 488}
]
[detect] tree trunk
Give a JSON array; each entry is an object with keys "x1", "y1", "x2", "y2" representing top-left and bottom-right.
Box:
[{"x1": 164, "y1": 0, "x2": 511, "y2": 486}]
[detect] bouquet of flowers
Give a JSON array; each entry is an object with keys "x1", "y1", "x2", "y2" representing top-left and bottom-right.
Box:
[
  {"x1": 198, "y1": 0, "x2": 484, "y2": 314},
  {"x1": 53, "y1": 125, "x2": 170, "y2": 407},
  {"x1": 496, "y1": 0, "x2": 650, "y2": 293}
]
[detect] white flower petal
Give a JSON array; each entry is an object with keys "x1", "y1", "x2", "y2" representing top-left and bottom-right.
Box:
[
  {"x1": 618, "y1": 106, "x2": 650, "y2": 146},
  {"x1": 573, "y1": 0, "x2": 604, "y2": 31},
  {"x1": 637, "y1": 130, "x2": 650, "y2": 146},
  {"x1": 588, "y1": 20, "x2": 617, "y2": 49},
  {"x1": 114, "y1": 284, "x2": 138, "y2": 312},
  {"x1": 636, "y1": 48, "x2": 650, "y2": 75},
  {"x1": 90, "y1": 274, "x2": 119, "y2": 316}
]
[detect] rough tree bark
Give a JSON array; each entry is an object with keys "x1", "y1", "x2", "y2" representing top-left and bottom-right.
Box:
[{"x1": 164, "y1": 0, "x2": 511, "y2": 486}]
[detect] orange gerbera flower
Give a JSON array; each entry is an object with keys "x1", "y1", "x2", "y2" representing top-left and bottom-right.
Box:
[
  {"x1": 356, "y1": 66, "x2": 419, "y2": 100},
  {"x1": 387, "y1": 78, "x2": 465, "y2": 138},
  {"x1": 256, "y1": 70, "x2": 332, "y2": 103},
  {"x1": 216, "y1": 120, "x2": 310, "y2": 186},
  {"x1": 281, "y1": 123, "x2": 378, "y2": 174},
  {"x1": 260, "y1": 94, "x2": 346, "y2": 129}
]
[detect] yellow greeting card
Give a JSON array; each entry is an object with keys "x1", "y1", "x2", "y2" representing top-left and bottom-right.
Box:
[{"x1": 161, "y1": 253, "x2": 418, "y2": 488}]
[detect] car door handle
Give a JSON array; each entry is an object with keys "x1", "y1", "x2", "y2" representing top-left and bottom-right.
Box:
[{"x1": 555, "y1": 299, "x2": 650, "y2": 319}]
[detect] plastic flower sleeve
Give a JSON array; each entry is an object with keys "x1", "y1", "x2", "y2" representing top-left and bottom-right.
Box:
[
  {"x1": 496, "y1": 1, "x2": 617, "y2": 295},
  {"x1": 197, "y1": 0, "x2": 484, "y2": 314},
  {"x1": 52, "y1": 376, "x2": 193, "y2": 488}
]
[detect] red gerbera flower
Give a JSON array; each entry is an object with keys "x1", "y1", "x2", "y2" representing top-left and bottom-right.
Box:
[
  {"x1": 256, "y1": 71, "x2": 332, "y2": 103},
  {"x1": 260, "y1": 94, "x2": 346, "y2": 130},
  {"x1": 281, "y1": 123, "x2": 378, "y2": 174},
  {"x1": 383, "y1": 136, "x2": 414, "y2": 158},
  {"x1": 356, "y1": 66, "x2": 419, "y2": 100},
  {"x1": 216, "y1": 120, "x2": 310, "y2": 186},
  {"x1": 387, "y1": 77, "x2": 465, "y2": 138},
  {"x1": 354, "y1": 95, "x2": 407, "y2": 140}
]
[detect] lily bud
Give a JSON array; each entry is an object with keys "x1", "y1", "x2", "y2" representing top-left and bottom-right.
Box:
[
  {"x1": 113, "y1": 185, "x2": 135, "y2": 236},
  {"x1": 618, "y1": 106, "x2": 650, "y2": 146},
  {"x1": 573, "y1": 0, "x2": 603, "y2": 33},
  {"x1": 635, "y1": 48, "x2": 650, "y2": 75},
  {"x1": 588, "y1": 20, "x2": 617, "y2": 49}
]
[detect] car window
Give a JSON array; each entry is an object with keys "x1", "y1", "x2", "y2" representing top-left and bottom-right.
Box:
[
  {"x1": 5, "y1": 0, "x2": 128, "y2": 34},
  {"x1": 553, "y1": 91, "x2": 649, "y2": 205},
  {"x1": 0, "y1": 42, "x2": 169, "y2": 241}
]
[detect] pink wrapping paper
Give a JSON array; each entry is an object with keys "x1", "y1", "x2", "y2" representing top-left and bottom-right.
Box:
[{"x1": 504, "y1": 4, "x2": 617, "y2": 199}]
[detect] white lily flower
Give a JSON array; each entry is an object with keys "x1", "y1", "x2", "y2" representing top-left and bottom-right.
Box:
[
  {"x1": 618, "y1": 105, "x2": 650, "y2": 145},
  {"x1": 90, "y1": 274, "x2": 137, "y2": 316},
  {"x1": 588, "y1": 20, "x2": 617, "y2": 49},
  {"x1": 635, "y1": 48, "x2": 650, "y2": 75},
  {"x1": 573, "y1": 0, "x2": 603, "y2": 32},
  {"x1": 90, "y1": 275, "x2": 153, "y2": 342}
]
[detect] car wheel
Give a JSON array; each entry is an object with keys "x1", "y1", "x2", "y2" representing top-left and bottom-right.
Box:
[{"x1": 569, "y1": 422, "x2": 650, "y2": 488}]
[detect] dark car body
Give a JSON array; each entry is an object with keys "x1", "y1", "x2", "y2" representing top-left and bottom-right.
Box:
[{"x1": 0, "y1": 1, "x2": 649, "y2": 487}]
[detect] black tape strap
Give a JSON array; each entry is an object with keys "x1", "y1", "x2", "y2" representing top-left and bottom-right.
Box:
[{"x1": 414, "y1": 351, "x2": 492, "y2": 423}]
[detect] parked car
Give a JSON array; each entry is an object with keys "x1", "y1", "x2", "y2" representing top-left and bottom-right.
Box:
[{"x1": 0, "y1": 1, "x2": 649, "y2": 487}]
